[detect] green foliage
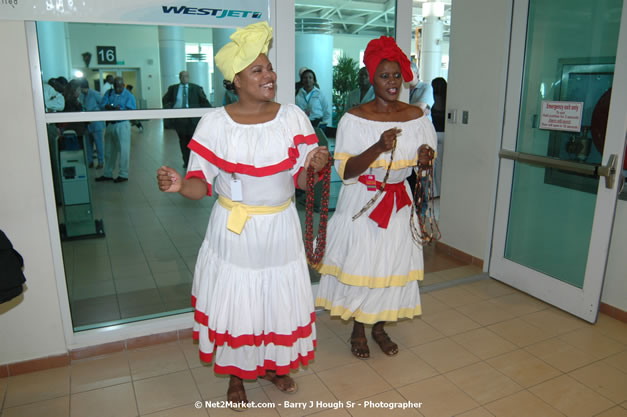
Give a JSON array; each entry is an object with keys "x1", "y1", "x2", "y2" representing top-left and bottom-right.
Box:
[{"x1": 332, "y1": 55, "x2": 359, "y2": 123}]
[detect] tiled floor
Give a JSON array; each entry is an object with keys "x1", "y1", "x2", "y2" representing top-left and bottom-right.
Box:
[
  {"x1": 2, "y1": 278, "x2": 627, "y2": 416},
  {"x1": 56, "y1": 119, "x2": 451, "y2": 330}
]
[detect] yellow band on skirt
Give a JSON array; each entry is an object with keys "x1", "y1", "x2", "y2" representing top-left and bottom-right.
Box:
[{"x1": 218, "y1": 195, "x2": 292, "y2": 235}]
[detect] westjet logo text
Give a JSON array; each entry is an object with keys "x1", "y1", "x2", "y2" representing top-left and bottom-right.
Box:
[{"x1": 162, "y1": 6, "x2": 262, "y2": 19}]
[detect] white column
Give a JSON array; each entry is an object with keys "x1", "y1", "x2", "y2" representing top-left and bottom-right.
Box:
[
  {"x1": 187, "y1": 61, "x2": 210, "y2": 99},
  {"x1": 212, "y1": 28, "x2": 236, "y2": 107},
  {"x1": 158, "y1": 26, "x2": 186, "y2": 98},
  {"x1": 420, "y1": 2, "x2": 445, "y2": 84},
  {"x1": 36, "y1": 21, "x2": 70, "y2": 82}
]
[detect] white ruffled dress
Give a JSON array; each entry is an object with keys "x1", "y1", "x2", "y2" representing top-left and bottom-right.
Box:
[
  {"x1": 316, "y1": 110, "x2": 437, "y2": 324},
  {"x1": 185, "y1": 104, "x2": 318, "y2": 379}
]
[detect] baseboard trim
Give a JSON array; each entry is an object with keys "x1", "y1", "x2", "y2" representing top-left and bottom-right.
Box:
[
  {"x1": 599, "y1": 303, "x2": 627, "y2": 324},
  {"x1": 435, "y1": 241, "x2": 484, "y2": 269},
  {"x1": 3, "y1": 327, "x2": 194, "y2": 377}
]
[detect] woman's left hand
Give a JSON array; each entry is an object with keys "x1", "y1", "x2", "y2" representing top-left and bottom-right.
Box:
[
  {"x1": 305, "y1": 146, "x2": 330, "y2": 173},
  {"x1": 418, "y1": 145, "x2": 435, "y2": 166}
]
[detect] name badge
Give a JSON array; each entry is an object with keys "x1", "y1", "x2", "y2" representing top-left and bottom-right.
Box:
[
  {"x1": 230, "y1": 179, "x2": 243, "y2": 202},
  {"x1": 364, "y1": 174, "x2": 377, "y2": 191}
]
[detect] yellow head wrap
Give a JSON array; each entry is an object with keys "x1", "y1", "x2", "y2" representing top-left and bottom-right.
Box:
[{"x1": 215, "y1": 21, "x2": 273, "y2": 82}]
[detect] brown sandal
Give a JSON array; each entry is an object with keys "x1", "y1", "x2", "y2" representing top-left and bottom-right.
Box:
[
  {"x1": 349, "y1": 336, "x2": 370, "y2": 359},
  {"x1": 227, "y1": 377, "x2": 248, "y2": 412},
  {"x1": 372, "y1": 328, "x2": 398, "y2": 356},
  {"x1": 262, "y1": 371, "x2": 298, "y2": 394}
]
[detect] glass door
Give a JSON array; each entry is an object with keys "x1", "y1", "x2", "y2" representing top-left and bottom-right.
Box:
[{"x1": 490, "y1": 0, "x2": 627, "y2": 322}]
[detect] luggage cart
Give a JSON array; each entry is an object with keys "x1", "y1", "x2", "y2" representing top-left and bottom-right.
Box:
[{"x1": 55, "y1": 129, "x2": 105, "y2": 240}]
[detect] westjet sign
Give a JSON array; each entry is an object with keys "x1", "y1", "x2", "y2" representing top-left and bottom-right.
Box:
[{"x1": 162, "y1": 6, "x2": 262, "y2": 19}]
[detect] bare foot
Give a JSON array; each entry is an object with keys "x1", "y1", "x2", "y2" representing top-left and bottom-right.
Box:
[
  {"x1": 262, "y1": 371, "x2": 298, "y2": 394},
  {"x1": 227, "y1": 376, "x2": 248, "y2": 411}
]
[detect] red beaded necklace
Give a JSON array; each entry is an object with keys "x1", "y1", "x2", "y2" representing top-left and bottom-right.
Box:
[
  {"x1": 304, "y1": 154, "x2": 333, "y2": 268},
  {"x1": 410, "y1": 149, "x2": 442, "y2": 245}
]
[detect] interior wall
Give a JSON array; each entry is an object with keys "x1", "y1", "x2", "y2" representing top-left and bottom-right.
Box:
[
  {"x1": 439, "y1": 0, "x2": 511, "y2": 260},
  {"x1": 0, "y1": 21, "x2": 68, "y2": 364}
]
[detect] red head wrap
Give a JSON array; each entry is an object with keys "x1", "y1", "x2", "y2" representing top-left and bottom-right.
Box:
[{"x1": 363, "y1": 36, "x2": 413, "y2": 84}]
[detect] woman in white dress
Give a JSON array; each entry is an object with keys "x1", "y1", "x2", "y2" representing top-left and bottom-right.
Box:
[
  {"x1": 315, "y1": 36, "x2": 436, "y2": 358},
  {"x1": 156, "y1": 22, "x2": 329, "y2": 405}
]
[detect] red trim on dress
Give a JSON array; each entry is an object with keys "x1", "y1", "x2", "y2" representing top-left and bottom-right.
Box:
[
  {"x1": 184, "y1": 170, "x2": 212, "y2": 196},
  {"x1": 188, "y1": 133, "x2": 318, "y2": 177},
  {"x1": 211, "y1": 349, "x2": 315, "y2": 379},
  {"x1": 293, "y1": 166, "x2": 304, "y2": 188},
  {"x1": 192, "y1": 295, "x2": 316, "y2": 348}
]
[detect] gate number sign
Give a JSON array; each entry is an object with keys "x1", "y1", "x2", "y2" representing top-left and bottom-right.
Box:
[{"x1": 97, "y1": 46, "x2": 117, "y2": 65}]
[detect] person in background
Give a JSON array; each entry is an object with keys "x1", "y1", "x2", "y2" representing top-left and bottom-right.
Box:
[
  {"x1": 347, "y1": 66, "x2": 375, "y2": 109},
  {"x1": 295, "y1": 68, "x2": 331, "y2": 129},
  {"x1": 126, "y1": 84, "x2": 144, "y2": 133},
  {"x1": 101, "y1": 74, "x2": 114, "y2": 94},
  {"x1": 156, "y1": 22, "x2": 328, "y2": 408},
  {"x1": 315, "y1": 36, "x2": 436, "y2": 359},
  {"x1": 408, "y1": 63, "x2": 434, "y2": 110},
  {"x1": 80, "y1": 79, "x2": 105, "y2": 168},
  {"x1": 44, "y1": 78, "x2": 65, "y2": 112},
  {"x1": 96, "y1": 76, "x2": 136, "y2": 183},
  {"x1": 162, "y1": 70, "x2": 211, "y2": 168}
]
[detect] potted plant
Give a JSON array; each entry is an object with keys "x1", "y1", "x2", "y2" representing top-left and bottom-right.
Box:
[{"x1": 332, "y1": 55, "x2": 359, "y2": 125}]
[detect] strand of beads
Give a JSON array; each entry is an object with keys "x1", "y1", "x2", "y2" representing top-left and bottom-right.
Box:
[{"x1": 304, "y1": 154, "x2": 333, "y2": 267}]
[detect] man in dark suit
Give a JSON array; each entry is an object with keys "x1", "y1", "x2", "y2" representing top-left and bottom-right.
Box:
[{"x1": 162, "y1": 71, "x2": 211, "y2": 167}]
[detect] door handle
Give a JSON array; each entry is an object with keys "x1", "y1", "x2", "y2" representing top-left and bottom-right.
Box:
[{"x1": 499, "y1": 150, "x2": 618, "y2": 189}]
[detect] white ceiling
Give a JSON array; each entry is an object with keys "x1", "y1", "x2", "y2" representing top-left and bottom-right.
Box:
[{"x1": 295, "y1": 0, "x2": 452, "y2": 37}]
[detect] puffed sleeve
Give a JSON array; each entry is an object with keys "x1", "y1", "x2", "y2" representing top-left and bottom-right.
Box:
[{"x1": 287, "y1": 105, "x2": 319, "y2": 188}]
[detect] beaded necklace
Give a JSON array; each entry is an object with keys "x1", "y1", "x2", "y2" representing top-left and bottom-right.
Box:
[
  {"x1": 411, "y1": 147, "x2": 442, "y2": 245},
  {"x1": 304, "y1": 154, "x2": 333, "y2": 268}
]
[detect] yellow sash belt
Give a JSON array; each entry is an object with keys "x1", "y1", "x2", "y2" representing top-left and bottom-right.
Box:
[{"x1": 218, "y1": 195, "x2": 292, "y2": 235}]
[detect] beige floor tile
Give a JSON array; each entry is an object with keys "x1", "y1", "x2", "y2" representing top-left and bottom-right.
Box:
[
  {"x1": 419, "y1": 294, "x2": 451, "y2": 314},
  {"x1": 604, "y1": 350, "x2": 627, "y2": 374},
  {"x1": 434, "y1": 265, "x2": 483, "y2": 281},
  {"x1": 314, "y1": 314, "x2": 353, "y2": 342},
  {"x1": 204, "y1": 387, "x2": 280, "y2": 417},
  {"x1": 455, "y1": 407, "x2": 494, "y2": 417},
  {"x1": 421, "y1": 309, "x2": 481, "y2": 337},
  {"x1": 444, "y1": 362, "x2": 522, "y2": 404},
  {"x1": 316, "y1": 362, "x2": 392, "y2": 402},
  {"x1": 385, "y1": 318, "x2": 445, "y2": 348},
  {"x1": 488, "y1": 293, "x2": 548, "y2": 317},
  {"x1": 260, "y1": 374, "x2": 335, "y2": 417},
  {"x1": 179, "y1": 339, "x2": 205, "y2": 369},
  {"x1": 487, "y1": 318, "x2": 554, "y2": 347},
  {"x1": 397, "y1": 375, "x2": 479, "y2": 417},
  {"x1": 569, "y1": 361, "x2": 627, "y2": 403},
  {"x1": 524, "y1": 338, "x2": 597, "y2": 373},
  {"x1": 141, "y1": 403, "x2": 209, "y2": 416},
  {"x1": 594, "y1": 407, "x2": 627, "y2": 417},
  {"x1": 594, "y1": 315, "x2": 627, "y2": 345},
  {"x1": 366, "y1": 350, "x2": 438, "y2": 388},
  {"x1": 460, "y1": 279, "x2": 516, "y2": 300},
  {"x1": 191, "y1": 367, "x2": 260, "y2": 401},
  {"x1": 315, "y1": 321, "x2": 339, "y2": 342},
  {"x1": 411, "y1": 338, "x2": 480, "y2": 373},
  {"x1": 348, "y1": 389, "x2": 422, "y2": 416},
  {"x1": 0, "y1": 377, "x2": 7, "y2": 405},
  {"x1": 307, "y1": 335, "x2": 361, "y2": 373},
  {"x1": 455, "y1": 300, "x2": 516, "y2": 326},
  {"x1": 1, "y1": 396, "x2": 69, "y2": 417},
  {"x1": 486, "y1": 349, "x2": 561, "y2": 388},
  {"x1": 529, "y1": 374, "x2": 614, "y2": 417},
  {"x1": 71, "y1": 351, "x2": 131, "y2": 393},
  {"x1": 4, "y1": 366, "x2": 70, "y2": 408},
  {"x1": 70, "y1": 383, "x2": 137, "y2": 417},
  {"x1": 558, "y1": 327, "x2": 625, "y2": 360},
  {"x1": 134, "y1": 370, "x2": 200, "y2": 415},
  {"x1": 484, "y1": 390, "x2": 563, "y2": 417},
  {"x1": 451, "y1": 328, "x2": 517, "y2": 360},
  {"x1": 429, "y1": 287, "x2": 484, "y2": 308},
  {"x1": 520, "y1": 308, "x2": 588, "y2": 336},
  {"x1": 128, "y1": 342, "x2": 189, "y2": 380}
]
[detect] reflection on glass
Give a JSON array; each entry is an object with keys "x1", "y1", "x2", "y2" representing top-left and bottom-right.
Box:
[
  {"x1": 48, "y1": 118, "x2": 213, "y2": 331},
  {"x1": 37, "y1": 21, "x2": 219, "y2": 112}
]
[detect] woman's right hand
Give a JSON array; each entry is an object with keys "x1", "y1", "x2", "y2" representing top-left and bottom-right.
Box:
[
  {"x1": 157, "y1": 166, "x2": 182, "y2": 193},
  {"x1": 376, "y1": 128, "x2": 402, "y2": 153}
]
